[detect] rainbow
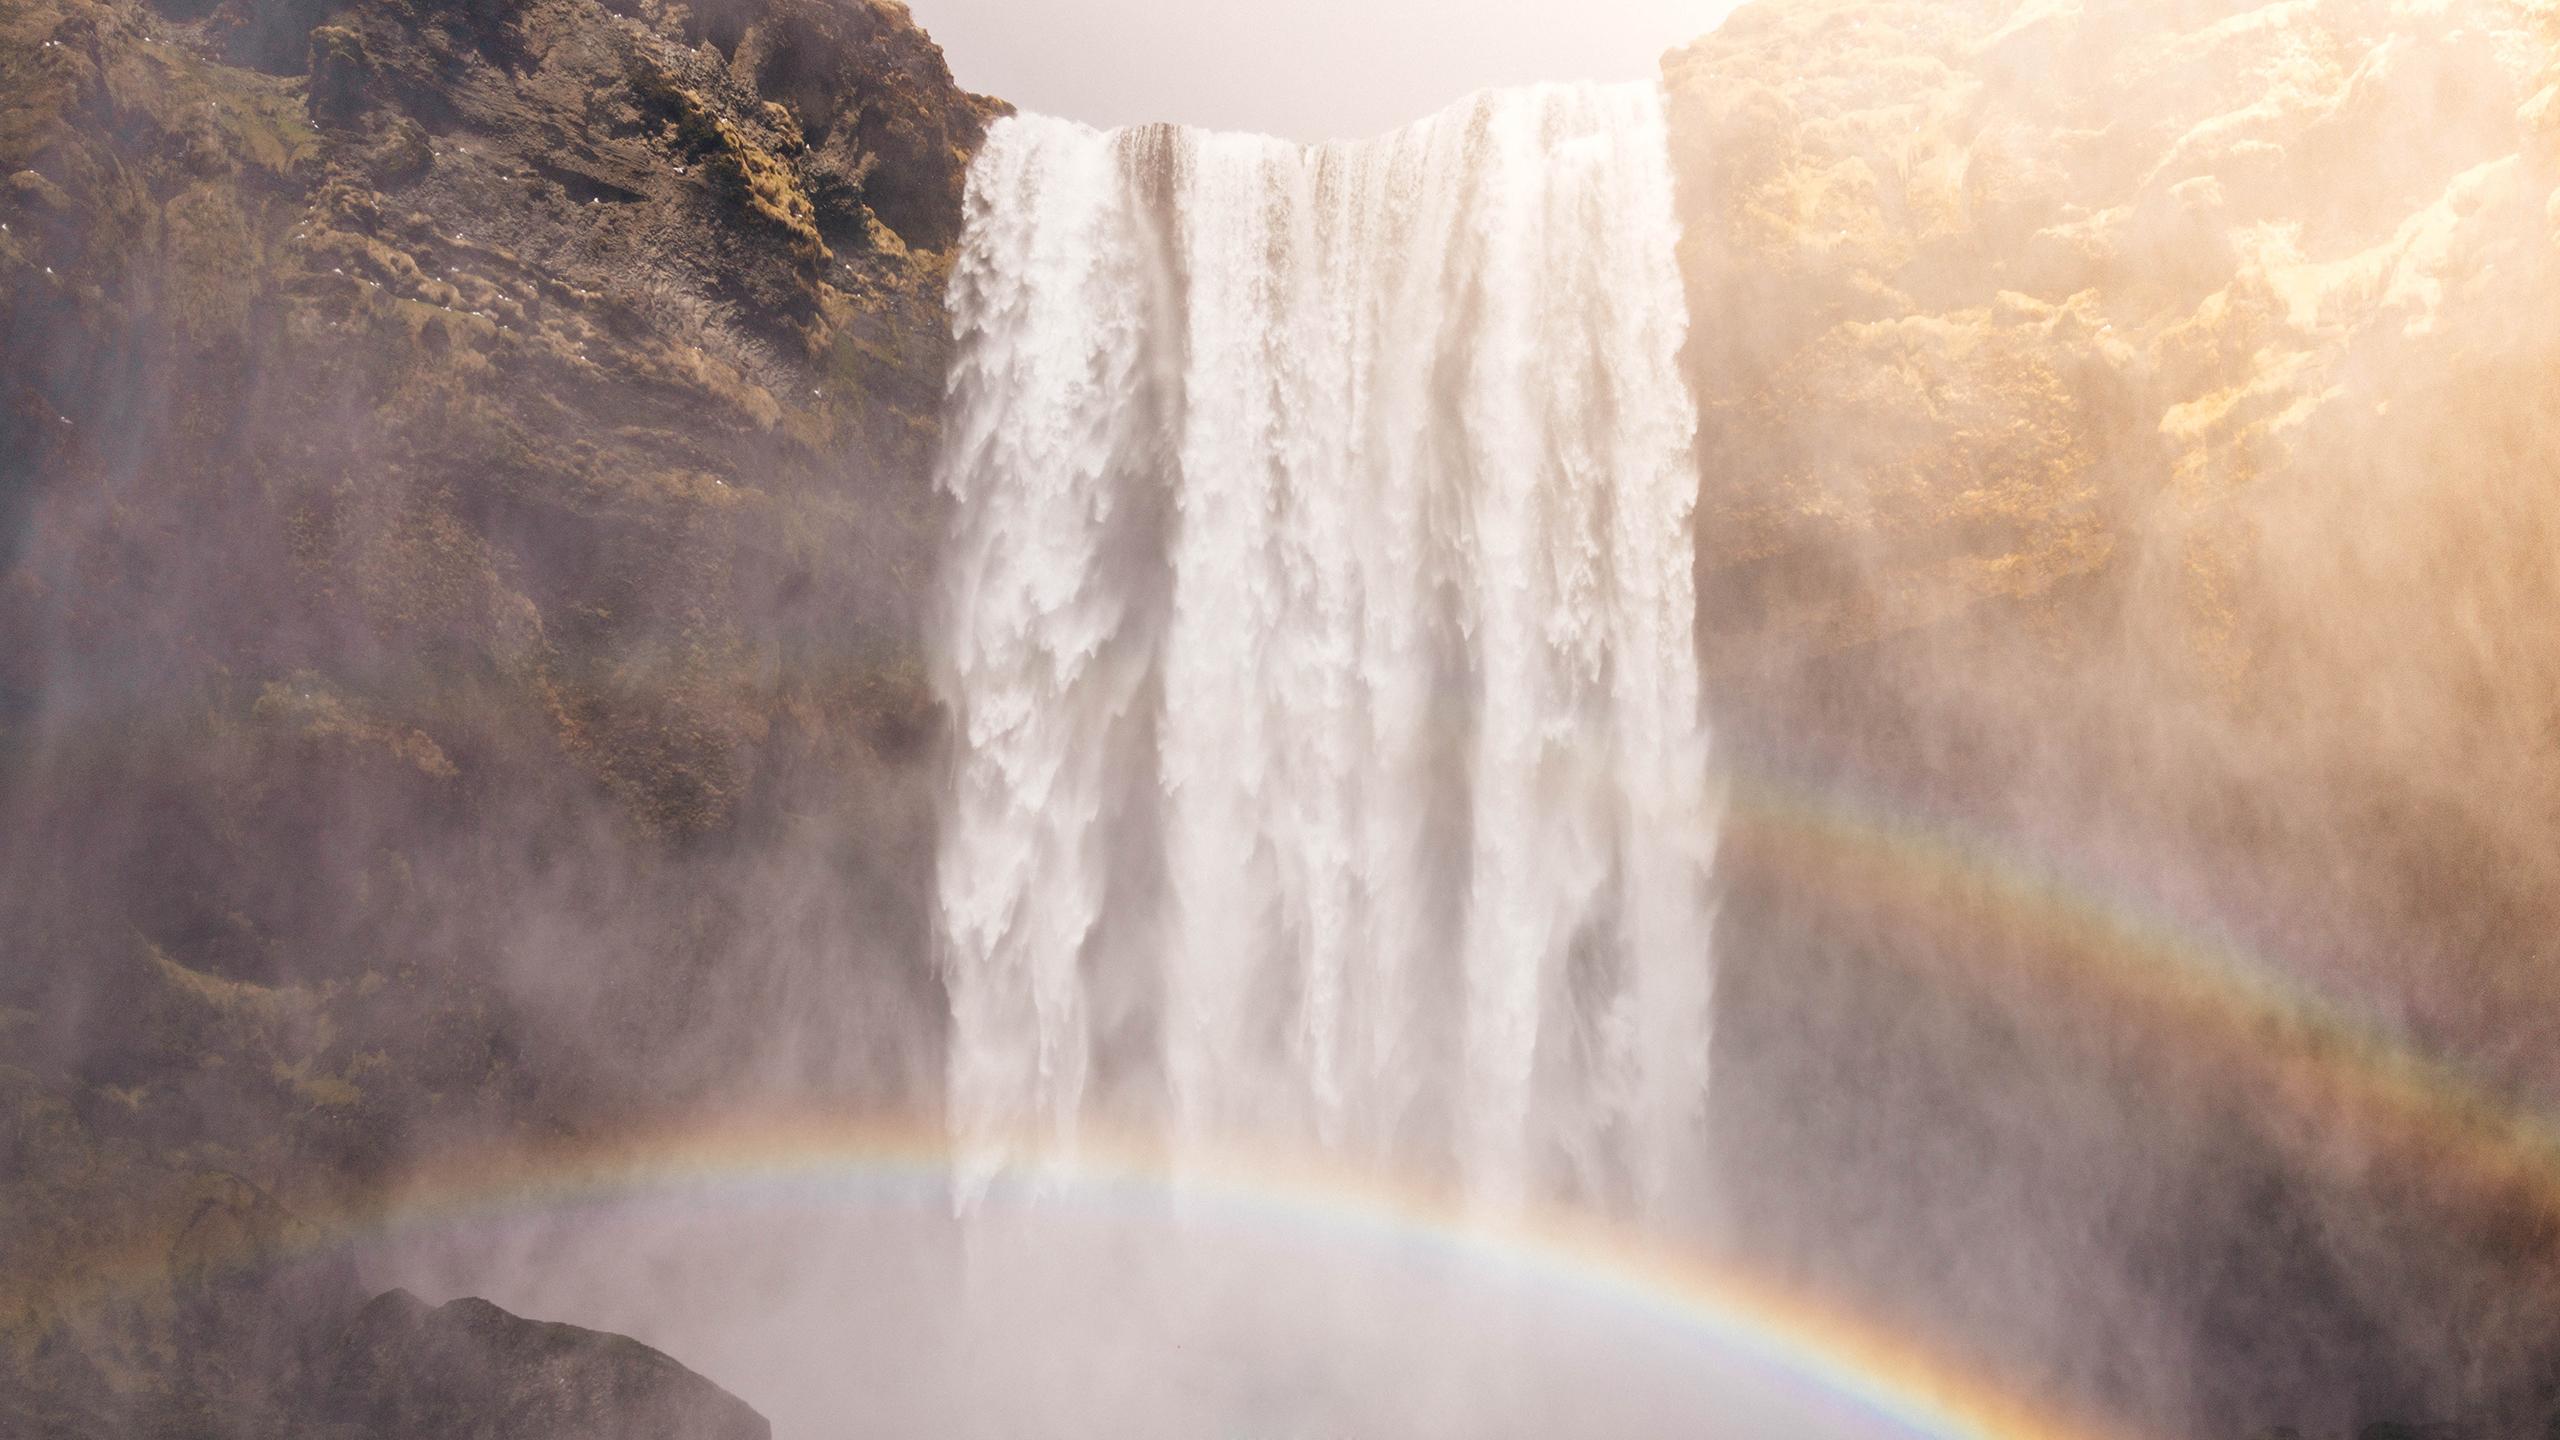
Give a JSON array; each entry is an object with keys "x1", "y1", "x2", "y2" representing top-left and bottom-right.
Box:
[
  {"x1": 1723, "y1": 778, "x2": 2560, "y2": 1236},
  {"x1": 24, "y1": 776, "x2": 2560, "y2": 1440},
  {"x1": 58, "y1": 1113, "x2": 2120, "y2": 1440}
]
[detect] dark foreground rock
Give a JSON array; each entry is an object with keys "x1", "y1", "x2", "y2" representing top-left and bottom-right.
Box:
[
  {"x1": 4, "y1": 1165, "x2": 772, "y2": 1438},
  {"x1": 324, "y1": 1290, "x2": 771, "y2": 1440}
]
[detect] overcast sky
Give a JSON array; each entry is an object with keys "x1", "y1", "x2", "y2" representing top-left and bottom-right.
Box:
[{"x1": 906, "y1": 0, "x2": 1748, "y2": 141}]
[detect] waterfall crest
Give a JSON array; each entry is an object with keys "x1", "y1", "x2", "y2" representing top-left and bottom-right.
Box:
[{"x1": 935, "y1": 83, "x2": 1717, "y2": 1215}]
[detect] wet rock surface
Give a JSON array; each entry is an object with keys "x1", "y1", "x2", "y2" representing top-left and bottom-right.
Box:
[
  {"x1": 323, "y1": 1290, "x2": 772, "y2": 1440},
  {"x1": 1, "y1": 0, "x2": 987, "y2": 1425}
]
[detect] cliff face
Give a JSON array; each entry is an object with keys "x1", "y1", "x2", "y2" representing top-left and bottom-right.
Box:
[
  {"x1": 1668, "y1": 1, "x2": 2560, "y2": 1432},
  {"x1": 0, "y1": 0, "x2": 988, "y2": 1414},
  {"x1": 13, "y1": 0, "x2": 2560, "y2": 1433}
]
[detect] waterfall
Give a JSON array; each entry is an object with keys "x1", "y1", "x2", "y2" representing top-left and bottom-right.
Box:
[{"x1": 934, "y1": 83, "x2": 1716, "y2": 1217}]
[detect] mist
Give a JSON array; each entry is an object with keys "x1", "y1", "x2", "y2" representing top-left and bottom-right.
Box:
[
  {"x1": 365, "y1": 1185, "x2": 1898, "y2": 1440},
  {"x1": 8, "y1": 1, "x2": 2560, "y2": 1439}
]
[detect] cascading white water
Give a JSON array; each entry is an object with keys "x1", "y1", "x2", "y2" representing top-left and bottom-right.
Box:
[{"x1": 935, "y1": 82, "x2": 1717, "y2": 1217}]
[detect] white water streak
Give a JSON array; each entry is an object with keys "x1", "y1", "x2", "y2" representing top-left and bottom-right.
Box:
[{"x1": 936, "y1": 84, "x2": 1717, "y2": 1216}]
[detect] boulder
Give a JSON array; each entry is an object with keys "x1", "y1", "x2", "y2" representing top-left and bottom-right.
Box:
[{"x1": 322, "y1": 1290, "x2": 772, "y2": 1440}]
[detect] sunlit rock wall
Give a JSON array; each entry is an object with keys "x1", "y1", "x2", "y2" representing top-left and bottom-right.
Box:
[{"x1": 1669, "y1": 1, "x2": 2560, "y2": 1433}]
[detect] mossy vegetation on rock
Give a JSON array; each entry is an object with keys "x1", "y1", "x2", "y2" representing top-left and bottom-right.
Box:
[{"x1": 1, "y1": 0, "x2": 992, "y2": 1422}]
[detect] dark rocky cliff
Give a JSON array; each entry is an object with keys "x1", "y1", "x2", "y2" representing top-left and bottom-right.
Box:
[{"x1": 1, "y1": 0, "x2": 991, "y2": 1418}]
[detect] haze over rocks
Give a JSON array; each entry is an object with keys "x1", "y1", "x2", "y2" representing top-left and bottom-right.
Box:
[
  {"x1": 1672, "y1": 1, "x2": 2560, "y2": 1433},
  {"x1": 6, "y1": 0, "x2": 2560, "y2": 1437}
]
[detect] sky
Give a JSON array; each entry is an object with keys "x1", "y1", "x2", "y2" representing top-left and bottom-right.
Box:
[{"x1": 905, "y1": 0, "x2": 1749, "y2": 141}]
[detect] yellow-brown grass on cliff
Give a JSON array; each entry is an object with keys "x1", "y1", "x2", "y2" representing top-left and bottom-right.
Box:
[
  {"x1": 630, "y1": 54, "x2": 830, "y2": 266},
  {"x1": 253, "y1": 677, "x2": 461, "y2": 783}
]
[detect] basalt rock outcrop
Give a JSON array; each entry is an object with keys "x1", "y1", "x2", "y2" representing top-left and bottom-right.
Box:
[
  {"x1": 324, "y1": 1290, "x2": 772, "y2": 1440},
  {"x1": 1669, "y1": 2, "x2": 2560, "y2": 1434},
  {"x1": 0, "y1": 0, "x2": 989, "y2": 1420}
]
